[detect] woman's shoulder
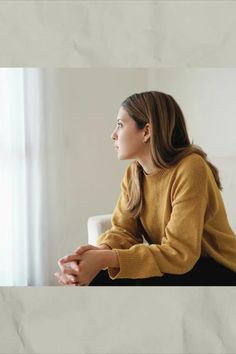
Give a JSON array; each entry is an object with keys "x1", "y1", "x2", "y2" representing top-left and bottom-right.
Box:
[
  {"x1": 170, "y1": 153, "x2": 211, "y2": 200},
  {"x1": 177, "y1": 152, "x2": 206, "y2": 168},
  {"x1": 174, "y1": 153, "x2": 209, "y2": 180}
]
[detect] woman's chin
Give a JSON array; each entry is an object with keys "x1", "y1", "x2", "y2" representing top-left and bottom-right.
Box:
[
  {"x1": 117, "y1": 154, "x2": 129, "y2": 160},
  {"x1": 117, "y1": 152, "x2": 123, "y2": 160},
  {"x1": 116, "y1": 150, "x2": 130, "y2": 160}
]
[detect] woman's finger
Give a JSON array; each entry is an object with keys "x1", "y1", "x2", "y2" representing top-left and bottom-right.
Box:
[
  {"x1": 70, "y1": 261, "x2": 80, "y2": 272},
  {"x1": 62, "y1": 267, "x2": 79, "y2": 277},
  {"x1": 73, "y1": 244, "x2": 98, "y2": 255},
  {"x1": 59, "y1": 254, "x2": 82, "y2": 265},
  {"x1": 55, "y1": 272, "x2": 77, "y2": 285},
  {"x1": 62, "y1": 261, "x2": 79, "y2": 272},
  {"x1": 57, "y1": 260, "x2": 79, "y2": 273}
]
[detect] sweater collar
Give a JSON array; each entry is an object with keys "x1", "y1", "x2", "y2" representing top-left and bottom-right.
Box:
[{"x1": 142, "y1": 166, "x2": 170, "y2": 178}]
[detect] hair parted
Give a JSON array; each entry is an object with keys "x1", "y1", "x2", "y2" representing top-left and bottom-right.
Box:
[{"x1": 120, "y1": 90, "x2": 223, "y2": 219}]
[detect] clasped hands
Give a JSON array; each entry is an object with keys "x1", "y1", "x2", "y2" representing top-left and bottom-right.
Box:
[{"x1": 54, "y1": 244, "x2": 111, "y2": 286}]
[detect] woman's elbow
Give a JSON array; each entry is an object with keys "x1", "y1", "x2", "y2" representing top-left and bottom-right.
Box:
[{"x1": 176, "y1": 253, "x2": 200, "y2": 274}]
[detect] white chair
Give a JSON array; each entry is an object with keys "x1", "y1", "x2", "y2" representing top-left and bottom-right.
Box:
[
  {"x1": 88, "y1": 156, "x2": 236, "y2": 245},
  {"x1": 87, "y1": 213, "x2": 149, "y2": 246},
  {"x1": 88, "y1": 214, "x2": 113, "y2": 246}
]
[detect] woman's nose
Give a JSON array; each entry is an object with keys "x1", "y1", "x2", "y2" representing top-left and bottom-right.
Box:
[{"x1": 111, "y1": 130, "x2": 117, "y2": 140}]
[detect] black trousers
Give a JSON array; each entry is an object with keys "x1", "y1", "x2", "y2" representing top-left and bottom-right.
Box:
[{"x1": 89, "y1": 257, "x2": 236, "y2": 286}]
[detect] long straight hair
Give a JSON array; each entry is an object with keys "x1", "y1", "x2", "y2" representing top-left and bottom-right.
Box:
[{"x1": 121, "y1": 91, "x2": 223, "y2": 219}]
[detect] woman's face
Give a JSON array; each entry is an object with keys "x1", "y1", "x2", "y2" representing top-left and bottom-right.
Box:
[{"x1": 111, "y1": 106, "x2": 148, "y2": 160}]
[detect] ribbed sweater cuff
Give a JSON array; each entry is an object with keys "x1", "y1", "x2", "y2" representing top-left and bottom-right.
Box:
[
  {"x1": 107, "y1": 248, "x2": 139, "y2": 280},
  {"x1": 107, "y1": 248, "x2": 164, "y2": 280}
]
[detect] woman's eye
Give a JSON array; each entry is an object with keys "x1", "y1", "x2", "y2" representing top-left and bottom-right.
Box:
[{"x1": 117, "y1": 123, "x2": 122, "y2": 128}]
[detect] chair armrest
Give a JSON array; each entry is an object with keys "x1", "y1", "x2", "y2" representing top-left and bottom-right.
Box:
[
  {"x1": 87, "y1": 214, "x2": 149, "y2": 246},
  {"x1": 87, "y1": 214, "x2": 112, "y2": 246}
]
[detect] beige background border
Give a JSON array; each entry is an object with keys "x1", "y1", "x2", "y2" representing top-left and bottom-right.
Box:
[{"x1": 1, "y1": 1, "x2": 236, "y2": 353}]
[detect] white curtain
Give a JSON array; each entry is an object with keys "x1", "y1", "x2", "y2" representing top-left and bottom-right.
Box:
[{"x1": 0, "y1": 68, "x2": 49, "y2": 286}]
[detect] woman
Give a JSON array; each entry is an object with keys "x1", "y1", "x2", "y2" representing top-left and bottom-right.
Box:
[{"x1": 55, "y1": 91, "x2": 236, "y2": 286}]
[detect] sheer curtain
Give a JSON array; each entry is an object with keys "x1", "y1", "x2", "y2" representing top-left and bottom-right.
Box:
[{"x1": 0, "y1": 68, "x2": 49, "y2": 286}]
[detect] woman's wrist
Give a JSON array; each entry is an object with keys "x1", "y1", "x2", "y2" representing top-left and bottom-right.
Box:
[
  {"x1": 98, "y1": 243, "x2": 112, "y2": 250},
  {"x1": 99, "y1": 250, "x2": 120, "y2": 269}
]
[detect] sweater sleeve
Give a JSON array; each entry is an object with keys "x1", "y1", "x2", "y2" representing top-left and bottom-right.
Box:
[
  {"x1": 96, "y1": 164, "x2": 143, "y2": 251},
  {"x1": 108, "y1": 157, "x2": 210, "y2": 279}
]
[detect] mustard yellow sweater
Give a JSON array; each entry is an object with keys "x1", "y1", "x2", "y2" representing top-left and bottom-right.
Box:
[{"x1": 96, "y1": 153, "x2": 236, "y2": 279}]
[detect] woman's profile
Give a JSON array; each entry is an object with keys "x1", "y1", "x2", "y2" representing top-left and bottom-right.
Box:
[{"x1": 55, "y1": 91, "x2": 236, "y2": 286}]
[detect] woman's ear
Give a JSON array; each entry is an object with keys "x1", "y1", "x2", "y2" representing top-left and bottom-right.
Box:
[{"x1": 143, "y1": 123, "x2": 151, "y2": 143}]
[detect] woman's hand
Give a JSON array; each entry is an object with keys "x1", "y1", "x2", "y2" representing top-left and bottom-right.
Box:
[
  {"x1": 55, "y1": 244, "x2": 111, "y2": 286},
  {"x1": 57, "y1": 250, "x2": 105, "y2": 286}
]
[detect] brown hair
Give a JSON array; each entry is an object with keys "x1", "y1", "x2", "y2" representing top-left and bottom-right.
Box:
[{"x1": 120, "y1": 91, "x2": 223, "y2": 219}]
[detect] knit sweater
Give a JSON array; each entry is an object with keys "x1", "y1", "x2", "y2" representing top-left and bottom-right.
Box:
[{"x1": 96, "y1": 153, "x2": 236, "y2": 279}]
